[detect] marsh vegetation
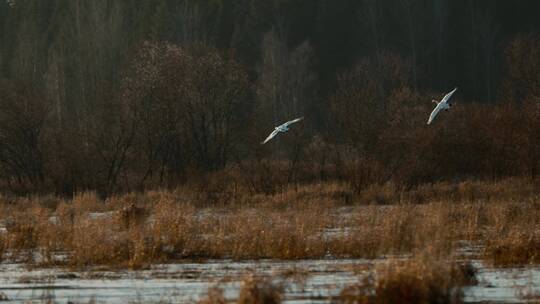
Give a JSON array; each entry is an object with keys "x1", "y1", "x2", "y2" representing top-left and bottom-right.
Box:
[
  {"x1": 1, "y1": 1, "x2": 540, "y2": 302},
  {"x1": 0, "y1": 179, "x2": 538, "y2": 302}
]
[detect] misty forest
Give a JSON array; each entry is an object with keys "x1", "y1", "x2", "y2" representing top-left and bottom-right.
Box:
[
  {"x1": 1, "y1": 0, "x2": 538, "y2": 197},
  {"x1": 0, "y1": 1, "x2": 540, "y2": 303}
]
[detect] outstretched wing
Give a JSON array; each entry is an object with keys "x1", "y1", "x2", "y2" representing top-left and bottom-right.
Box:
[
  {"x1": 261, "y1": 129, "x2": 280, "y2": 145},
  {"x1": 440, "y1": 87, "x2": 458, "y2": 104},
  {"x1": 427, "y1": 104, "x2": 443, "y2": 125},
  {"x1": 283, "y1": 116, "x2": 304, "y2": 127}
]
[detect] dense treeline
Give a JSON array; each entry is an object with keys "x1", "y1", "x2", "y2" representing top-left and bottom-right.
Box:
[{"x1": 0, "y1": 0, "x2": 538, "y2": 196}]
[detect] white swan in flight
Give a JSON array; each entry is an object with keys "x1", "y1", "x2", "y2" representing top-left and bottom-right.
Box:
[
  {"x1": 261, "y1": 117, "x2": 304, "y2": 144},
  {"x1": 427, "y1": 87, "x2": 458, "y2": 125}
]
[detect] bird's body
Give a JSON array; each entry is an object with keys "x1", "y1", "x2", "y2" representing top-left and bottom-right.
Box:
[
  {"x1": 427, "y1": 87, "x2": 458, "y2": 125},
  {"x1": 261, "y1": 117, "x2": 304, "y2": 144},
  {"x1": 276, "y1": 125, "x2": 289, "y2": 132}
]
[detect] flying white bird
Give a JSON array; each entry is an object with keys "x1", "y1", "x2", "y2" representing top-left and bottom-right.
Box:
[
  {"x1": 427, "y1": 87, "x2": 458, "y2": 125},
  {"x1": 261, "y1": 117, "x2": 304, "y2": 144}
]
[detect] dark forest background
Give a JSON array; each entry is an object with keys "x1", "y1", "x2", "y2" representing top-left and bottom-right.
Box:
[{"x1": 0, "y1": 0, "x2": 539, "y2": 197}]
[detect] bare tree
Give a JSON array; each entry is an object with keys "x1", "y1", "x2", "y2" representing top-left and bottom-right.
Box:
[
  {"x1": 123, "y1": 42, "x2": 187, "y2": 188},
  {"x1": 8, "y1": 5, "x2": 41, "y2": 82},
  {"x1": 466, "y1": 1, "x2": 500, "y2": 101},
  {"x1": 433, "y1": 0, "x2": 449, "y2": 88},
  {"x1": 182, "y1": 44, "x2": 250, "y2": 170},
  {"x1": 501, "y1": 35, "x2": 540, "y2": 178},
  {"x1": 0, "y1": 80, "x2": 50, "y2": 192},
  {"x1": 257, "y1": 30, "x2": 315, "y2": 125},
  {"x1": 399, "y1": 0, "x2": 418, "y2": 91},
  {"x1": 330, "y1": 54, "x2": 409, "y2": 153},
  {"x1": 124, "y1": 42, "x2": 249, "y2": 186}
]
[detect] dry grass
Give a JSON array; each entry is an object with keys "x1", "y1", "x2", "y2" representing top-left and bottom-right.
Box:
[
  {"x1": 0, "y1": 179, "x2": 537, "y2": 268},
  {"x1": 358, "y1": 178, "x2": 539, "y2": 205},
  {"x1": 0, "y1": 242, "x2": 4, "y2": 263},
  {"x1": 198, "y1": 287, "x2": 227, "y2": 304},
  {"x1": 338, "y1": 255, "x2": 475, "y2": 304},
  {"x1": 238, "y1": 275, "x2": 283, "y2": 304},
  {"x1": 484, "y1": 232, "x2": 540, "y2": 266},
  {"x1": 519, "y1": 288, "x2": 540, "y2": 302},
  {"x1": 0, "y1": 292, "x2": 9, "y2": 301},
  {"x1": 480, "y1": 196, "x2": 540, "y2": 266},
  {"x1": 198, "y1": 275, "x2": 283, "y2": 304}
]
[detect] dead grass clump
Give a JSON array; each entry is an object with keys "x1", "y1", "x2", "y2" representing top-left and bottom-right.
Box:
[
  {"x1": 337, "y1": 276, "x2": 374, "y2": 304},
  {"x1": 55, "y1": 201, "x2": 75, "y2": 227},
  {"x1": 67, "y1": 215, "x2": 167, "y2": 269},
  {"x1": 481, "y1": 198, "x2": 540, "y2": 266},
  {"x1": 384, "y1": 178, "x2": 539, "y2": 205},
  {"x1": 69, "y1": 227, "x2": 145, "y2": 269},
  {"x1": 68, "y1": 217, "x2": 132, "y2": 267},
  {"x1": 6, "y1": 206, "x2": 49, "y2": 252},
  {"x1": 67, "y1": 198, "x2": 194, "y2": 268},
  {"x1": 238, "y1": 275, "x2": 283, "y2": 304},
  {"x1": 338, "y1": 258, "x2": 473, "y2": 304},
  {"x1": 373, "y1": 259, "x2": 473, "y2": 304},
  {"x1": 198, "y1": 286, "x2": 227, "y2": 304},
  {"x1": 193, "y1": 205, "x2": 333, "y2": 259},
  {"x1": 485, "y1": 199, "x2": 540, "y2": 232},
  {"x1": 484, "y1": 231, "x2": 540, "y2": 266},
  {"x1": 358, "y1": 182, "x2": 399, "y2": 205},
  {"x1": 451, "y1": 262, "x2": 478, "y2": 286},
  {"x1": 344, "y1": 203, "x2": 464, "y2": 258},
  {"x1": 72, "y1": 192, "x2": 104, "y2": 213},
  {"x1": 116, "y1": 203, "x2": 148, "y2": 229},
  {"x1": 0, "y1": 292, "x2": 9, "y2": 301},
  {"x1": 262, "y1": 182, "x2": 353, "y2": 209},
  {"x1": 6, "y1": 220, "x2": 37, "y2": 253},
  {"x1": 0, "y1": 205, "x2": 72, "y2": 264},
  {"x1": 519, "y1": 287, "x2": 540, "y2": 302},
  {"x1": 150, "y1": 200, "x2": 196, "y2": 259},
  {"x1": 0, "y1": 235, "x2": 5, "y2": 262}
]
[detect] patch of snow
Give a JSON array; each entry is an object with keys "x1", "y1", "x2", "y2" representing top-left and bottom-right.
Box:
[{"x1": 463, "y1": 261, "x2": 540, "y2": 303}]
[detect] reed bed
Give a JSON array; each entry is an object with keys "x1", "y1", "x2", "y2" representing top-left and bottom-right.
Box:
[
  {"x1": 0, "y1": 178, "x2": 537, "y2": 269},
  {"x1": 337, "y1": 255, "x2": 475, "y2": 304}
]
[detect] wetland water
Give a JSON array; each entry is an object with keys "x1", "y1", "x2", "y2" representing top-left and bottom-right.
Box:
[{"x1": 1, "y1": 259, "x2": 539, "y2": 303}]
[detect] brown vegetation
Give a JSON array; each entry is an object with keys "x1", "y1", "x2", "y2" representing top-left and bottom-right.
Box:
[
  {"x1": 198, "y1": 275, "x2": 284, "y2": 304},
  {"x1": 484, "y1": 232, "x2": 540, "y2": 267},
  {"x1": 0, "y1": 33, "x2": 538, "y2": 198},
  {"x1": 198, "y1": 287, "x2": 227, "y2": 304},
  {"x1": 337, "y1": 256, "x2": 474, "y2": 304},
  {"x1": 0, "y1": 292, "x2": 9, "y2": 301},
  {"x1": 238, "y1": 275, "x2": 283, "y2": 304},
  {"x1": 0, "y1": 179, "x2": 537, "y2": 269},
  {"x1": 1, "y1": 2, "x2": 539, "y2": 302},
  {"x1": 0, "y1": 234, "x2": 5, "y2": 263}
]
